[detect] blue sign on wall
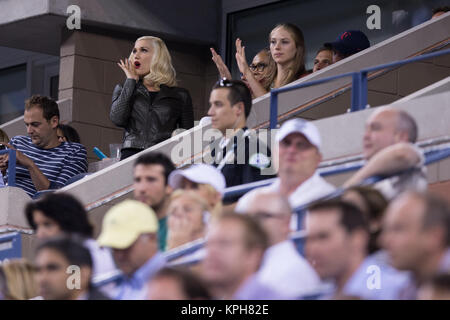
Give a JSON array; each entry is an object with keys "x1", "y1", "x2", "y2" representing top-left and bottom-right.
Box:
[{"x1": 0, "y1": 232, "x2": 22, "y2": 263}]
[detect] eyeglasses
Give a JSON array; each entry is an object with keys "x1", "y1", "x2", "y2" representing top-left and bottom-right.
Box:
[{"x1": 249, "y1": 63, "x2": 267, "y2": 73}]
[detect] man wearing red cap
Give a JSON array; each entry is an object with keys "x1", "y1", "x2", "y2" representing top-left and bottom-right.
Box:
[{"x1": 324, "y1": 30, "x2": 370, "y2": 63}]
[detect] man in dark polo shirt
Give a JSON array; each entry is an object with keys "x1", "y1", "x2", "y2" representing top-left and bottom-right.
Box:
[
  {"x1": 0, "y1": 95, "x2": 87, "y2": 197},
  {"x1": 206, "y1": 79, "x2": 275, "y2": 203}
]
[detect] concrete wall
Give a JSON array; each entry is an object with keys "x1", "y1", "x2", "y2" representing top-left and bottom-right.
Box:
[
  {"x1": 58, "y1": 30, "x2": 218, "y2": 162},
  {"x1": 0, "y1": 0, "x2": 220, "y2": 56}
]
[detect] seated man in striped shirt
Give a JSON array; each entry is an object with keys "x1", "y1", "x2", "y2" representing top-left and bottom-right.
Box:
[{"x1": 0, "y1": 95, "x2": 87, "y2": 198}]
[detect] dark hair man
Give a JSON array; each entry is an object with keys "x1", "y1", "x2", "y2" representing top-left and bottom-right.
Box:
[
  {"x1": 133, "y1": 152, "x2": 176, "y2": 251},
  {"x1": 25, "y1": 193, "x2": 117, "y2": 279},
  {"x1": 34, "y1": 236, "x2": 110, "y2": 300},
  {"x1": 207, "y1": 79, "x2": 275, "y2": 203},
  {"x1": 202, "y1": 213, "x2": 284, "y2": 299},
  {"x1": 0, "y1": 95, "x2": 87, "y2": 197},
  {"x1": 305, "y1": 199, "x2": 408, "y2": 299},
  {"x1": 324, "y1": 30, "x2": 370, "y2": 63}
]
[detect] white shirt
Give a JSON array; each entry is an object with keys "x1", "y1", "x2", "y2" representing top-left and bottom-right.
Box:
[
  {"x1": 257, "y1": 240, "x2": 321, "y2": 299},
  {"x1": 0, "y1": 173, "x2": 4, "y2": 187},
  {"x1": 84, "y1": 239, "x2": 117, "y2": 279},
  {"x1": 373, "y1": 143, "x2": 427, "y2": 200},
  {"x1": 236, "y1": 172, "x2": 336, "y2": 229}
]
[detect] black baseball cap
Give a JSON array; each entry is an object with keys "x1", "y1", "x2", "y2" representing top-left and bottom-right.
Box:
[{"x1": 325, "y1": 30, "x2": 370, "y2": 56}]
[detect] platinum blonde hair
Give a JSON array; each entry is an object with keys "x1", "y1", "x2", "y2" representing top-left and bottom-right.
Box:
[{"x1": 133, "y1": 36, "x2": 177, "y2": 89}]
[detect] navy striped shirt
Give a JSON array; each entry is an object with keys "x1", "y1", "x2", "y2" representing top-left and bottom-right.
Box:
[{"x1": 6, "y1": 136, "x2": 88, "y2": 197}]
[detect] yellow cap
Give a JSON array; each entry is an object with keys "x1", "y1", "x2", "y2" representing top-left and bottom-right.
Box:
[{"x1": 97, "y1": 200, "x2": 158, "y2": 249}]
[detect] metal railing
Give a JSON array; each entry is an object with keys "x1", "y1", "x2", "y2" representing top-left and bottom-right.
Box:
[
  {"x1": 0, "y1": 149, "x2": 16, "y2": 187},
  {"x1": 165, "y1": 146, "x2": 450, "y2": 267},
  {"x1": 223, "y1": 145, "x2": 450, "y2": 203},
  {"x1": 269, "y1": 48, "x2": 450, "y2": 129}
]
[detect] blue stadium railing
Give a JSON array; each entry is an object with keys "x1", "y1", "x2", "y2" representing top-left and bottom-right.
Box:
[
  {"x1": 164, "y1": 146, "x2": 450, "y2": 263},
  {"x1": 91, "y1": 145, "x2": 450, "y2": 287},
  {"x1": 0, "y1": 149, "x2": 16, "y2": 187},
  {"x1": 269, "y1": 48, "x2": 450, "y2": 129}
]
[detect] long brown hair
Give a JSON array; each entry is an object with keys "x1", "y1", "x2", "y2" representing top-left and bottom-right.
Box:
[{"x1": 269, "y1": 23, "x2": 306, "y2": 87}]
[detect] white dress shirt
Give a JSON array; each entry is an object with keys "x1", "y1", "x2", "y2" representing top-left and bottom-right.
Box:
[
  {"x1": 236, "y1": 172, "x2": 336, "y2": 229},
  {"x1": 257, "y1": 240, "x2": 321, "y2": 299}
]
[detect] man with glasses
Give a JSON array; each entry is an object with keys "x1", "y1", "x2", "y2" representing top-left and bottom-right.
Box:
[
  {"x1": 207, "y1": 79, "x2": 275, "y2": 203},
  {"x1": 236, "y1": 118, "x2": 336, "y2": 228},
  {"x1": 246, "y1": 192, "x2": 321, "y2": 299}
]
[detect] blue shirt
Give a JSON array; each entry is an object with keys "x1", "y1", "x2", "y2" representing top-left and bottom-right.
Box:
[
  {"x1": 6, "y1": 136, "x2": 87, "y2": 197},
  {"x1": 398, "y1": 248, "x2": 450, "y2": 300},
  {"x1": 113, "y1": 252, "x2": 166, "y2": 300},
  {"x1": 233, "y1": 274, "x2": 289, "y2": 300},
  {"x1": 342, "y1": 251, "x2": 410, "y2": 300}
]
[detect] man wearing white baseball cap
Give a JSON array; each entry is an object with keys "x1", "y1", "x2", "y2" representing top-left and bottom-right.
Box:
[
  {"x1": 97, "y1": 200, "x2": 166, "y2": 300},
  {"x1": 168, "y1": 163, "x2": 226, "y2": 217},
  {"x1": 236, "y1": 118, "x2": 335, "y2": 229}
]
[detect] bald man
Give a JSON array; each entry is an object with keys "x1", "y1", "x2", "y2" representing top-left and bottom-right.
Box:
[
  {"x1": 344, "y1": 107, "x2": 427, "y2": 200},
  {"x1": 382, "y1": 192, "x2": 450, "y2": 299},
  {"x1": 246, "y1": 192, "x2": 321, "y2": 299}
]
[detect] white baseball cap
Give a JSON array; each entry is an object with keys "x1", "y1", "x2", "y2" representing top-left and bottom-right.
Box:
[
  {"x1": 168, "y1": 164, "x2": 226, "y2": 196},
  {"x1": 276, "y1": 119, "x2": 321, "y2": 149}
]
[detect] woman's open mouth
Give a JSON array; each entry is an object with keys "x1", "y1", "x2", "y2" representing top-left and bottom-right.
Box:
[{"x1": 134, "y1": 61, "x2": 141, "y2": 69}]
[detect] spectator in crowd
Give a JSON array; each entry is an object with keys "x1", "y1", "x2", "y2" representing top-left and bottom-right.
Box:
[
  {"x1": 110, "y1": 36, "x2": 194, "y2": 160},
  {"x1": 381, "y1": 192, "x2": 450, "y2": 300},
  {"x1": 418, "y1": 273, "x2": 450, "y2": 300},
  {"x1": 147, "y1": 267, "x2": 212, "y2": 300},
  {"x1": 0, "y1": 259, "x2": 38, "y2": 300},
  {"x1": 133, "y1": 152, "x2": 175, "y2": 251},
  {"x1": 0, "y1": 128, "x2": 8, "y2": 144},
  {"x1": 34, "y1": 236, "x2": 110, "y2": 300},
  {"x1": 166, "y1": 190, "x2": 211, "y2": 250},
  {"x1": 168, "y1": 163, "x2": 225, "y2": 217},
  {"x1": 324, "y1": 30, "x2": 370, "y2": 63},
  {"x1": 0, "y1": 95, "x2": 87, "y2": 198},
  {"x1": 305, "y1": 199, "x2": 407, "y2": 299},
  {"x1": 344, "y1": 107, "x2": 427, "y2": 200},
  {"x1": 341, "y1": 186, "x2": 388, "y2": 254},
  {"x1": 25, "y1": 193, "x2": 116, "y2": 279},
  {"x1": 235, "y1": 23, "x2": 308, "y2": 98},
  {"x1": 0, "y1": 128, "x2": 9, "y2": 188},
  {"x1": 202, "y1": 213, "x2": 283, "y2": 299},
  {"x1": 210, "y1": 47, "x2": 276, "y2": 98},
  {"x1": 431, "y1": 6, "x2": 449, "y2": 19},
  {"x1": 97, "y1": 200, "x2": 166, "y2": 300},
  {"x1": 312, "y1": 45, "x2": 333, "y2": 73},
  {"x1": 246, "y1": 192, "x2": 321, "y2": 299},
  {"x1": 207, "y1": 79, "x2": 275, "y2": 202},
  {"x1": 56, "y1": 124, "x2": 81, "y2": 143},
  {"x1": 236, "y1": 118, "x2": 335, "y2": 230}
]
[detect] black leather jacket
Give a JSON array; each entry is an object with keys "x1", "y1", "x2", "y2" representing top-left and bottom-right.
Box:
[{"x1": 110, "y1": 79, "x2": 194, "y2": 149}]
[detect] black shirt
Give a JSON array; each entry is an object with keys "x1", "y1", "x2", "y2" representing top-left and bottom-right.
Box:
[{"x1": 210, "y1": 127, "x2": 276, "y2": 203}]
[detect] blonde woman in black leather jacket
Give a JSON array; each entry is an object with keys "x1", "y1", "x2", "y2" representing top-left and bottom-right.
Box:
[{"x1": 111, "y1": 36, "x2": 194, "y2": 160}]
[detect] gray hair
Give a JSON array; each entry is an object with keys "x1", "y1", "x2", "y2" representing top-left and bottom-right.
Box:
[{"x1": 396, "y1": 110, "x2": 418, "y2": 143}]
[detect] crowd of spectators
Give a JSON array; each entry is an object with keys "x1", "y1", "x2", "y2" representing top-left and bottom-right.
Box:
[{"x1": 0, "y1": 8, "x2": 449, "y2": 301}]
